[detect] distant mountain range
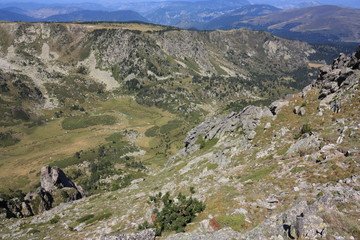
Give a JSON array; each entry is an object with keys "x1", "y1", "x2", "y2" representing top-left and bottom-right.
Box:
[
  {"x1": 0, "y1": 3, "x2": 359, "y2": 44},
  {"x1": 200, "y1": 4, "x2": 281, "y2": 30},
  {"x1": 145, "y1": 0, "x2": 250, "y2": 28},
  {"x1": 232, "y1": 5, "x2": 360, "y2": 44},
  {"x1": 0, "y1": 9, "x2": 35, "y2": 22},
  {"x1": 45, "y1": 10, "x2": 148, "y2": 23},
  {"x1": 0, "y1": 9, "x2": 148, "y2": 23}
]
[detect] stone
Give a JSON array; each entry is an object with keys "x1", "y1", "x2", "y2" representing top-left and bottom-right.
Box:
[
  {"x1": 287, "y1": 135, "x2": 321, "y2": 156},
  {"x1": 101, "y1": 229, "x2": 156, "y2": 240},
  {"x1": 40, "y1": 166, "x2": 78, "y2": 192},
  {"x1": 293, "y1": 106, "x2": 300, "y2": 114},
  {"x1": 264, "y1": 122, "x2": 271, "y2": 129},
  {"x1": 299, "y1": 107, "x2": 306, "y2": 116},
  {"x1": 269, "y1": 99, "x2": 289, "y2": 115},
  {"x1": 232, "y1": 208, "x2": 248, "y2": 215}
]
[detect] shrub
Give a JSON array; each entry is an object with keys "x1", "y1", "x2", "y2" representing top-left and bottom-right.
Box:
[
  {"x1": 49, "y1": 215, "x2": 60, "y2": 224},
  {"x1": 295, "y1": 123, "x2": 312, "y2": 139},
  {"x1": 197, "y1": 136, "x2": 219, "y2": 150},
  {"x1": 76, "y1": 65, "x2": 89, "y2": 75},
  {"x1": 0, "y1": 131, "x2": 20, "y2": 147},
  {"x1": 301, "y1": 124, "x2": 312, "y2": 135},
  {"x1": 139, "y1": 191, "x2": 205, "y2": 236}
]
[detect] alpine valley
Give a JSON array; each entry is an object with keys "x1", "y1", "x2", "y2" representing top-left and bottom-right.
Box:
[{"x1": 0, "y1": 21, "x2": 359, "y2": 240}]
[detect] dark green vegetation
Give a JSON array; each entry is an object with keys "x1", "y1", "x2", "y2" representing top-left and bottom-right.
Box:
[
  {"x1": 0, "y1": 131, "x2": 19, "y2": 147},
  {"x1": 61, "y1": 115, "x2": 117, "y2": 130},
  {"x1": 45, "y1": 75, "x2": 107, "y2": 107},
  {"x1": 139, "y1": 191, "x2": 206, "y2": 235},
  {"x1": 197, "y1": 136, "x2": 219, "y2": 151},
  {"x1": 52, "y1": 132, "x2": 144, "y2": 194},
  {"x1": 0, "y1": 70, "x2": 44, "y2": 125}
]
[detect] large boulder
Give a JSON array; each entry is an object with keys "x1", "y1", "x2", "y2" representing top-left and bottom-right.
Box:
[
  {"x1": 269, "y1": 99, "x2": 289, "y2": 115},
  {"x1": 40, "y1": 166, "x2": 78, "y2": 192}
]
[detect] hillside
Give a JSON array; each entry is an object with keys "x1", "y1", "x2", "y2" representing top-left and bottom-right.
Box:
[
  {"x1": 0, "y1": 9, "x2": 35, "y2": 22},
  {"x1": 201, "y1": 4, "x2": 281, "y2": 30},
  {"x1": 233, "y1": 5, "x2": 360, "y2": 44},
  {"x1": 145, "y1": 0, "x2": 250, "y2": 28},
  {"x1": 0, "y1": 22, "x2": 359, "y2": 239}
]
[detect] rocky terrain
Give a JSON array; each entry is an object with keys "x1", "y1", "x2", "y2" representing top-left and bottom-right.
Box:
[
  {"x1": 1, "y1": 166, "x2": 84, "y2": 219},
  {"x1": 0, "y1": 22, "x2": 359, "y2": 240}
]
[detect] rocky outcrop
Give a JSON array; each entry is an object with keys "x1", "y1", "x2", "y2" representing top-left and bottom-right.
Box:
[
  {"x1": 183, "y1": 106, "x2": 272, "y2": 154},
  {"x1": 0, "y1": 166, "x2": 84, "y2": 219},
  {"x1": 40, "y1": 166, "x2": 79, "y2": 192},
  {"x1": 244, "y1": 200, "x2": 327, "y2": 240},
  {"x1": 313, "y1": 45, "x2": 360, "y2": 113},
  {"x1": 101, "y1": 229, "x2": 156, "y2": 240}
]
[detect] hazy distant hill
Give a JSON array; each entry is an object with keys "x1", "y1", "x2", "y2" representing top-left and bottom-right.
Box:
[
  {"x1": 44, "y1": 10, "x2": 148, "y2": 23},
  {"x1": 0, "y1": 9, "x2": 35, "y2": 22},
  {"x1": 145, "y1": 0, "x2": 250, "y2": 28},
  {"x1": 201, "y1": 4, "x2": 281, "y2": 30},
  {"x1": 222, "y1": 5, "x2": 360, "y2": 44}
]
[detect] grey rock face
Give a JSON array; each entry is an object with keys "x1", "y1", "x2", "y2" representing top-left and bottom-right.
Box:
[
  {"x1": 184, "y1": 106, "x2": 272, "y2": 154},
  {"x1": 40, "y1": 166, "x2": 77, "y2": 192},
  {"x1": 315, "y1": 48, "x2": 360, "y2": 102},
  {"x1": 101, "y1": 229, "x2": 156, "y2": 240}
]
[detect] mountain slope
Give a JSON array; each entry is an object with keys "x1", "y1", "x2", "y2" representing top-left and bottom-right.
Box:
[
  {"x1": 236, "y1": 5, "x2": 360, "y2": 44},
  {"x1": 145, "y1": 0, "x2": 250, "y2": 28},
  {"x1": 201, "y1": 4, "x2": 281, "y2": 30},
  {"x1": 0, "y1": 31, "x2": 359, "y2": 239}
]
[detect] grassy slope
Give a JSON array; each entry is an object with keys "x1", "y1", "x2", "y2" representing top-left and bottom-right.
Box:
[{"x1": 0, "y1": 96, "x2": 183, "y2": 192}]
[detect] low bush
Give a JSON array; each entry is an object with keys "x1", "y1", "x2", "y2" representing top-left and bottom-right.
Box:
[
  {"x1": 49, "y1": 215, "x2": 60, "y2": 224},
  {"x1": 139, "y1": 191, "x2": 205, "y2": 235},
  {"x1": 0, "y1": 131, "x2": 20, "y2": 147}
]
